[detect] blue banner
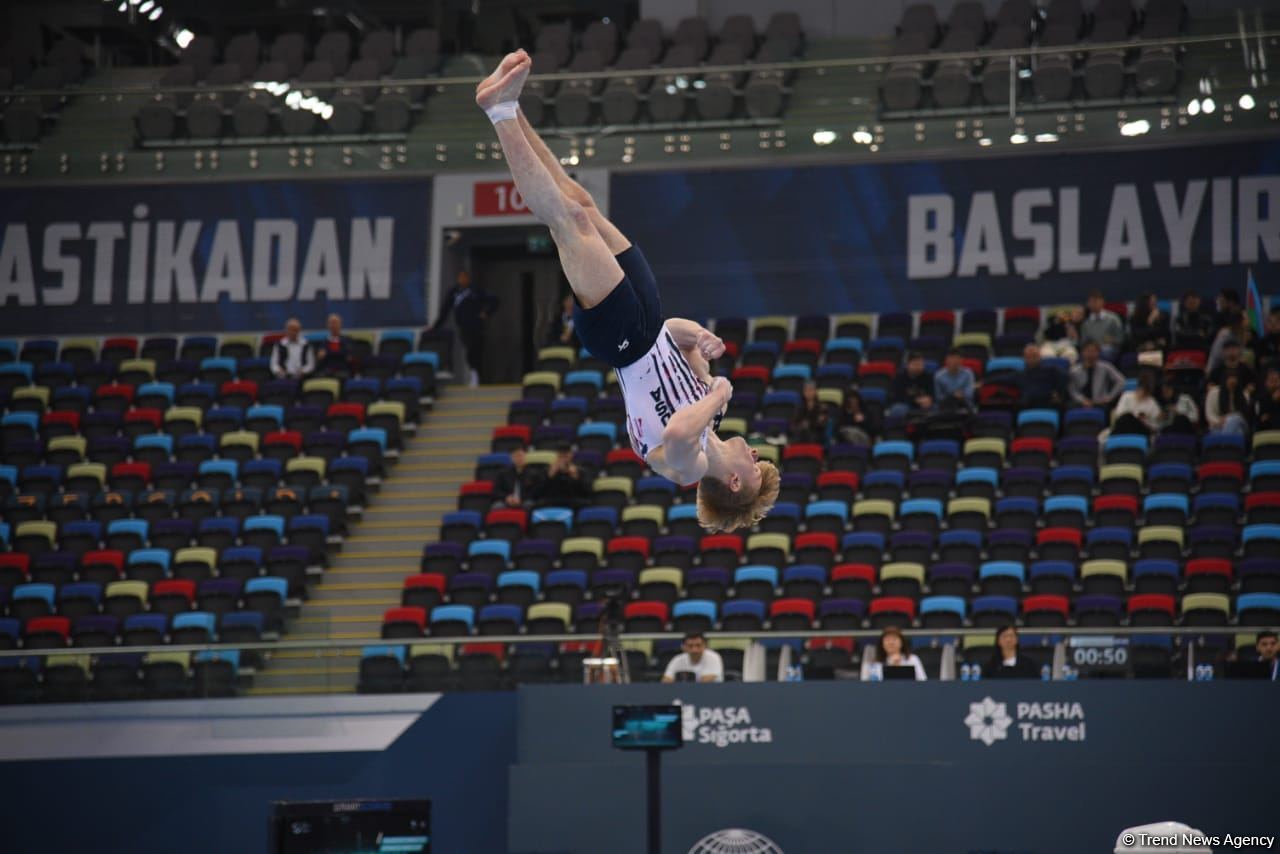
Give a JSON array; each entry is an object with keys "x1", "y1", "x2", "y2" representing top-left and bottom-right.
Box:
[
  {"x1": 611, "y1": 140, "x2": 1280, "y2": 319},
  {"x1": 0, "y1": 178, "x2": 430, "y2": 334}
]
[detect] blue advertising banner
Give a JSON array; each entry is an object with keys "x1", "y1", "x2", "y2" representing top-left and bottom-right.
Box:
[
  {"x1": 611, "y1": 140, "x2": 1280, "y2": 319},
  {"x1": 510, "y1": 682, "x2": 1277, "y2": 854},
  {"x1": 0, "y1": 178, "x2": 430, "y2": 334}
]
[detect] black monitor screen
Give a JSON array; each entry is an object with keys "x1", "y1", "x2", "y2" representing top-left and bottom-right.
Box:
[
  {"x1": 612, "y1": 705, "x2": 683, "y2": 750},
  {"x1": 271, "y1": 799, "x2": 430, "y2": 854}
]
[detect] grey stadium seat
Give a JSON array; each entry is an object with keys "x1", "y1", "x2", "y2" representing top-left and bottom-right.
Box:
[
  {"x1": 1083, "y1": 17, "x2": 1131, "y2": 99},
  {"x1": 47, "y1": 39, "x2": 85, "y2": 86},
  {"x1": 1033, "y1": 22, "x2": 1079, "y2": 102},
  {"x1": 764, "y1": 11, "x2": 804, "y2": 57},
  {"x1": 136, "y1": 64, "x2": 196, "y2": 141},
  {"x1": 535, "y1": 22, "x2": 573, "y2": 70},
  {"x1": 718, "y1": 14, "x2": 757, "y2": 56},
  {"x1": 328, "y1": 58, "x2": 378, "y2": 134},
  {"x1": 279, "y1": 60, "x2": 334, "y2": 135},
  {"x1": 314, "y1": 31, "x2": 351, "y2": 76},
  {"x1": 931, "y1": 8, "x2": 986, "y2": 109},
  {"x1": 647, "y1": 44, "x2": 700, "y2": 123},
  {"x1": 994, "y1": 0, "x2": 1035, "y2": 29},
  {"x1": 373, "y1": 55, "x2": 430, "y2": 133},
  {"x1": 551, "y1": 49, "x2": 604, "y2": 128},
  {"x1": 186, "y1": 62, "x2": 241, "y2": 138},
  {"x1": 358, "y1": 31, "x2": 396, "y2": 76},
  {"x1": 223, "y1": 33, "x2": 261, "y2": 80},
  {"x1": 671, "y1": 16, "x2": 711, "y2": 61},
  {"x1": 880, "y1": 31, "x2": 932, "y2": 112},
  {"x1": 179, "y1": 35, "x2": 218, "y2": 81},
  {"x1": 744, "y1": 36, "x2": 797, "y2": 119},
  {"x1": 232, "y1": 60, "x2": 287, "y2": 137},
  {"x1": 946, "y1": 2, "x2": 988, "y2": 41},
  {"x1": 600, "y1": 47, "x2": 656, "y2": 126},
  {"x1": 695, "y1": 41, "x2": 748, "y2": 121},
  {"x1": 981, "y1": 23, "x2": 1030, "y2": 105},
  {"x1": 898, "y1": 4, "x2": 940, "y2": 41},
  {"x1": 404, "y1": 28, "x2": 441, "y2": 73},
  {"x1": 518, "y1": 49, "x2": 564, "y2": 127},
  {"x1": 582, "y1": 20, "x2": 620, "y2": 66},
  {"x1": 626, "y1": 19, "x2": 666, "y2": 65},
  {"x1": 1133, "y1": 0, "x2": 1183, "y2": 95},
  {"x1": 269, "y1": 33, "x2": 307, "y2": 78}
]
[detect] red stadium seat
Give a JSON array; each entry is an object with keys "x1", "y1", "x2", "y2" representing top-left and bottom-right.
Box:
[
  {"x1": 485, "y1": 508, "x2": 528, "y2": 535},
  {"x1": 868, "y1": 596, "x2": 916, "y2": 621},
  {"x1": 769, "y1": 598, "x2": 816, "y2": 621},
  {"x1": 1022, "y1": 595, "x2": 1069, "y2": 618},
  {"x1": 607, "y1": 536, "x2": 651, "y2": 560},
  {"x1": 700, "y1": 534, "x2": 744, "y2": 558},
  {"x1": 124, "y1": 408, "x2": 163, "y2": 431},
  {"x1": 264, "y1": 430, "x2": 304, "y2": 452},
  {"x1": 1127, "y1": 594, "x2": 1176, "y2": 618},
  {"x1": 783, "y1": 444, "x2": 825, "y2": 462},
  {"x1": 25, "y1": 616, "x2": 71, "y2": 640}
]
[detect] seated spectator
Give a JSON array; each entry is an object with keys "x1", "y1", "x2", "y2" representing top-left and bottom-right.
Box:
[
  {"x1": 1040, "y1": 305, "x2": 1083, "y2": 363},
  {"x1": 1257, "y1": 308, "x2": 1280, "y2": 371},
  {"x1": 834, "y1": 389, "x2": 876, "y2": 446},
  {"x1": 863, "y1": 626, "x2": 926, "y2": 681},
  {"x1": 934, "y1": 348, "x2": 975, "y2": 412},
  {"x1": 1112, "y1": 373, "x2": 1161, "y2": 436},
  {"x1": 985, "y1": 625, "x2": 1041, "y2": 679},
  {"x1": 1081, "y1": 289, "x2": 1124, "y2": 360},
  {"x1": 547, "y1": 292, "x2": 579, "y2": 349},
  {"x1": 317, "y1": 313, "x2": 354, "y2": 376},
  {"x1": 889, "y1": 352, "x2": 934, "y2": 418},
  {"x1": 1172, "y1": 290, "x2": 1214, "y2": 350},
  {"x1": 1069, "y1": 341, "x2": 1125, "y2": 410},
  {"x1": 1205, "y1": 372, "x2": 1253, "y2": 436},
  {"x1": 1256, "y1": 631, "x2": 1279, "y2": 681},
  {"x1": 1214, "y1": 288, "x2": 1243, "y2": 333},
  {"x1": 1157, "y1": 378, "x2": 1199, "y2": 434},
  {"x1": 492, "y1": 447, "x2": 539, "y2": 509},
  {"x1": 270, "y1": 317, "x2": 316, "y2": 380},
  {"x1": 530, "y1": 446, "x2": 591, "y2": 509},
  {"x1": 1018, "y1": 343, "x2": 1068, "y2": 409},
  {"x1": 789, "y1": 382, "x2": 828, "y2": 444},
  {"x1": 1128, "y1": 293, "x2": 1169, "y2": 352},
  {"x1": 661, "y1": 632, "x2": 724, "y2": 683},
  {"x1": 1256, "y1": 367, "x2": 1280, "y2": 432},
  {"x1": 1207, "y1": 334, "x2": 1257, "y2": 389}
]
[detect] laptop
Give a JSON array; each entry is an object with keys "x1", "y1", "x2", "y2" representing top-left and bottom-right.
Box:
[{"x1": 882, "y1": 665, "x2": 917, "y2": 680}]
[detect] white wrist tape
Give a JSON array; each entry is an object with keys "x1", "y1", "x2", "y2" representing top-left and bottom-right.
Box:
[{"x1": 485, "y1": 101, "x2": 519, "y2": 124}]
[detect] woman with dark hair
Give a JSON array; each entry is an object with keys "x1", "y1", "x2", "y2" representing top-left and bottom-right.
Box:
[
  {"x1": 985, "y1": 625, "x2": 1041, "y2": 679},
  {"x1": 1110, "y1": 372, "x2": 1160, "y2": 436},
  {"x1": 1128, "y1": 293, "x2": 1168, "y2": 352},
  {"x1": 863, "y1": 626, "x2": 926, "y2": 681}
]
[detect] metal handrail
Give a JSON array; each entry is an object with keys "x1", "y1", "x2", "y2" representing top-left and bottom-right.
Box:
[
  {"x1": 2, "y1": 28, "x2": 1275, "y2": 99},
  {"x1": 0, "y1": 624, "x2": 1269, "y2": 661}
]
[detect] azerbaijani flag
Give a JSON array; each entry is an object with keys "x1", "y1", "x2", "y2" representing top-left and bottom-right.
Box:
[{"x1": 1246, "y1": 268, "x2": 1265, "y2": 336}]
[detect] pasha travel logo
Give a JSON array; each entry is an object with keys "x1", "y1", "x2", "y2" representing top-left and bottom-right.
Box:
[
  {"x1": 675, "y1": 699, "x2": 774, "y2": 749},
  {"x1": 965, "y1": 696, "x2": 1087, "y2": 746}
]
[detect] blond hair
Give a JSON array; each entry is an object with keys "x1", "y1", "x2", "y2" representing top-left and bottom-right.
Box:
[{"x1": 696, "y1": 460, "x2": 780, "y2": 533}]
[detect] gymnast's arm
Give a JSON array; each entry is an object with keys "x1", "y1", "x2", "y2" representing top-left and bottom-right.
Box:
[
  {"x1": 655, "y1": 377, "x2": 733, "y2": 482},
  {"x1": 665, "y1": 317, "x2": 725, "y2": 385}
]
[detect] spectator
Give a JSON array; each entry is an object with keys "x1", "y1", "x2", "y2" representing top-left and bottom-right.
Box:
[
  {"x1": 317, "y1": 313, "x2": 354, "y2": 376},
  {"x1": 864, "y1": 626, "x2": 926, "y2": 681},
  {"x1": 985, "y1": 625, "x2": 1041, "y2": 679},
  {"x1": 1214, "y1": 288, "x2": 1243, "y2": 333},
  {"x1": 889, "y1": 352, "x2": 934, "y2": 418},
  {"x1": 270, "y1": 317, "x2": 315, "y2": 380},
  {"x1": 1080, "y1": 289, "x2": 1125, "y2": 359},
  {"x1": 1255, "y1": 631, "x2": 1279, "y2": 681},
  {"x1": 934, "y1": 348, "x2": 975, "y2": 412},
  {"x1": 1172, "y1": 290, "x2": 1214, "y2": 350},
  {"x1": 1040, "y1": 305, "x2": 1083, "y2": 363},
  {"x1": 1069, "y1": 341, "x2": 1125, "y2": 409},
  {"x1": 834, "y1": 389, "x2": 875, "y2": 446},
  {"x1": 1127, "y1": 293, "x2": 1169, "y2": 352},
  {"x1": 789, "y1": 382, "x2": 828, "y2": 444},
  {"x1": 1111, "y1": 373, "x2": 1161, "y2": 436},
  {"x1": 1256, "y1": 367, "x2": 1280, "y2": 431},
  {"x1": 1157, "y1": 378, "x2": 1199, "y2": 434},
  {"x1": 1207, "y1": 334, "x2": 1257, "y2": 389},
  {"x1": 530, "y1": 446, "x2": 591, "y2": 509},
  {"x1": 492, "y1": 447, "x2": 539, "y2": 509},
  {"x1": 1256, "y1": 308, "x2": 1280, "y2": 370},
  {"x1": 547, "y1": 292, "x2": 579, "y2": 349},
  {"x1": 661, "y1": 632, "x2": 724, "y2": 683},
  {"x1": 432, "y1": 269, "x2": 499, "y2": 387},
  {"x1": 1205, "y1": 371, "x2": 1252, "y2": 436},
  {"x1": 1018, "y1": 343, "x2": 1068, "y2": 409}
]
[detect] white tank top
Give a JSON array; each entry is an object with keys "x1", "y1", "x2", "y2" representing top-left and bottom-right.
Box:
[{"x1": 616, "y1": 323, "x2": 720, "y2": 461}]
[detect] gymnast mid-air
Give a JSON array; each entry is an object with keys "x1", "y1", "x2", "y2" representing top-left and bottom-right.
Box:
[{"x1": 477, "y1": 50, "x2": 778, "y2": 532}]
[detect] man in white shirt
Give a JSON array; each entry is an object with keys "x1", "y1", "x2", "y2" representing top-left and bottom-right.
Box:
[
  {"x1": 662, "y1": 633, "x2": 724, "y2": 683},
  {"x1": 271, "y1": 318, "x2": 316, "y2": 380}
]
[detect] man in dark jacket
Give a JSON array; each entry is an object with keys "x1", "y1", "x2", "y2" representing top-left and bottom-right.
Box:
[
  {"x1": 889, "y1": 352, "x2": 934, "y2": 418},
  {"x1": 1018, "y1": 343, "x2": 1068, "y2": 409},
  {"x1": 432, "y1": 269, "x2": 499, "y2": 386},
  {"x1": 317, "y1": 313, "x2": 354, "y2": 377}
]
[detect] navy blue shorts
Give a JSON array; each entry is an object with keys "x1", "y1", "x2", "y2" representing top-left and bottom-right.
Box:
[{"x1": 573, "y1": 244, "x2": 664, "y2": 369}]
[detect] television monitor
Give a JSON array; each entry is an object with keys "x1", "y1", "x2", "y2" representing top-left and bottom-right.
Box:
[
  {"x1": 612, "y1": 705, "x2": 683, "y2": 750},
  {"x1": 270, "y1": 799, "x2": 431, "y2": 854}
]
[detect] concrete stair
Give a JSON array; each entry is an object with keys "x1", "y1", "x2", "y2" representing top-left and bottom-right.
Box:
[{"x1": 246, "y1": 384, "x2": 521, "y2": 695}]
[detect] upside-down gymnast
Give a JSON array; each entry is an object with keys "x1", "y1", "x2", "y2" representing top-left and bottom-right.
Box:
[{"x1": 476, "y1": 50, "x2": 778, "y2": 532}]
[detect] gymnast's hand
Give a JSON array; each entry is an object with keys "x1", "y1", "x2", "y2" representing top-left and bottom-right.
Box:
[
  {"x1": 696, "y1": 330, "x2": 726, "y2": 361},
  {"x1": 709, "y1": 376, "x2": 733, "y2": 406}
]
